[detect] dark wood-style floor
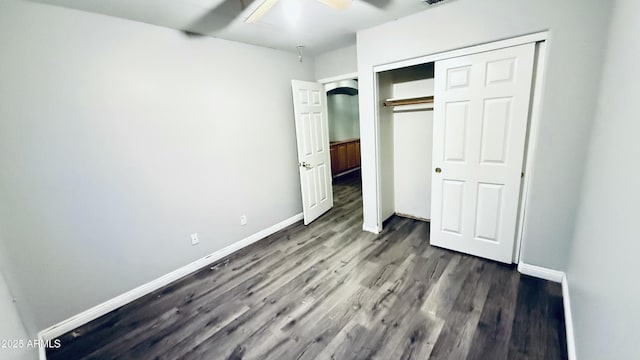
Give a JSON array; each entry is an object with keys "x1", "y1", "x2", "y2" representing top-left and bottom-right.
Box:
[{"x1": 47, "y1": 171, "x2": 567, "y2": 360}]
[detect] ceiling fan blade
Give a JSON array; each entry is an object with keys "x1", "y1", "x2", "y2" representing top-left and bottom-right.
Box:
[
  {"x1": 317, "y1": 0, "x2": 352, "y2": 10},
  {"x1": 245, "y1": 0, "x2": 279, "y2": 23}
]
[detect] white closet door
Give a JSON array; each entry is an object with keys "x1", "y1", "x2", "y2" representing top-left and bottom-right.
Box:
[{"x1": 430, "y1": 43, "x2": 535, "y2": 263}]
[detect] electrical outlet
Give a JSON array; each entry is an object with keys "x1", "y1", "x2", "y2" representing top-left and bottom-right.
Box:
[
  {"x1": 191, "y1": 233, "x2": 199, "y2": 246},
  {"x1": 240, "y1": 215, "x2": 247, "y2": 226}
]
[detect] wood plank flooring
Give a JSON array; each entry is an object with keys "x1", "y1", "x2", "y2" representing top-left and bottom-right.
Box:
[{"x1": 47, "y1": 171, "x2": 567, "y2": 360}]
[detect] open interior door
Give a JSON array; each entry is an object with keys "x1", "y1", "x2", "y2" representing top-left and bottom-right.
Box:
[
  {"x1": 430, "y1": 43, "x2": 536, "y2": 263},
  {"x1": 291, "y1": 80, "x2": 333, "y2": 225}
]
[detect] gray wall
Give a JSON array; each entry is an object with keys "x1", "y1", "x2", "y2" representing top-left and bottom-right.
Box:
[
  {"x1": 0, "y1": 0, "x2": 314, "y2": 334},
  {"x1": 0, "y1": 268, "x2": 35, "y2": 359},
  {"x1": 566, "y1": 0, "x2": 640, "y2": 358},
  {"x1": 314, "y1": 45, "x2": 357, "y2": 80},
  {"x1": 356, "y1": 0, "x2": 612, "y2": 269},
  {"x1": 327, "y1": 94, "x2": 360, "y2": 142}
]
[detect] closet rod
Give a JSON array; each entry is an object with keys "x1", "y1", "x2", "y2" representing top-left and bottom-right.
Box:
[{"x1": 383, "y1": 96, "x2": 434, "y2": 107}]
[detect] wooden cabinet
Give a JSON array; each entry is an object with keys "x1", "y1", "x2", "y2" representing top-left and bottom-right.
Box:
[
  {"x1": 346, "y1": 142, "x2": 356, "y2": 168},
  {"x1": 330, "y1": 138, "x2": 360, "y2": 176}
]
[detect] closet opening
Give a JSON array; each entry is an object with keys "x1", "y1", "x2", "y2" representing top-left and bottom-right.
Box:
[
  {"x1": 377, "y1": 62, "x2": 435, "y2": 225},
  {"x1": 368, "y1": 35, "x2": 549, "y2": 263}
]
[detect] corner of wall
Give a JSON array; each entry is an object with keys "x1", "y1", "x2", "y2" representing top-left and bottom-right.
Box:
[
  {"x1": 0, "y1": 229, "x2": 36, "y2": 338},
  {"x1": 561, "y1": 274, "x2": 577, "y2": 360},
  {"x1": 0, "y1": 268, "x2": 37, "y2": 360}
]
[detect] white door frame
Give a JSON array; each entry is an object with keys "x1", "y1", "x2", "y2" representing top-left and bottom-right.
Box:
[
  {"x1": 513, "y1": 40, "x2": 548, "y2": 264},
  {"x1": 317, "y1": 72, "x2": 359, "y2": 84},
  {"x1": 369, "y1": 31, "x2": 549, "y2": 263},
  {"x1": 317, "y1": 72, "x2": 363, "y2": 180}
]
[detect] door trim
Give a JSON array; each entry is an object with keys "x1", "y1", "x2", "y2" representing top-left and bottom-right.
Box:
[
  {"x1": 373, "y1": 31, "x2": 548, "y2": 73},
  {"x1": 513, "y1": 41, "x2": 548, "y2": 264},
  {"x1": 317, "y1": 72, "x2": 358, "y2": 84},
  {"x1": 368, "y1": 31, "x2": 549, "y2": 263}
]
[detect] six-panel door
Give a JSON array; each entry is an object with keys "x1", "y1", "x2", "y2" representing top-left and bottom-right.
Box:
[
  {"x1": 291, "y1": 80, "x2": 333, "y2": 225},
  {"x1": 430, "y1": 44, "x2": 536, "y2": 263}
]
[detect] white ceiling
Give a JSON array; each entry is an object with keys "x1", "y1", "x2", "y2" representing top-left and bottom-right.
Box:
[{"x1": 30, "y1": 0, "x2": 436, "y2": 54}]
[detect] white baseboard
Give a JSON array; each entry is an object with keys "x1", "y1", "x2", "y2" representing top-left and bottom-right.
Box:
[
  {"x1": 518, "y1": 262, "x2": 575, "y2": 359},
  {"x1": 38, "y1": 333, "x2": 46, "y2": 360},
  {"x1": 395, "y1": 212, "x2": 430, "y2": 222},
  {"x1": 562, "y1": 274, "x2": 577, "y2": 360},
  {"x1": 332, "y1": 167, "x2": 361, "y2": 178},
  {"x1": 37, "y1": 212, "x2": 304, "y2": 358},
  {"x1": 517, "y1": 262, "x2": 564, "y2": 283}
]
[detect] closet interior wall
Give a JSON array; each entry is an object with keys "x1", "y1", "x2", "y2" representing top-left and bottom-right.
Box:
[{"x1": 378, "y1": 63, "x2": 434, "y2": 225}]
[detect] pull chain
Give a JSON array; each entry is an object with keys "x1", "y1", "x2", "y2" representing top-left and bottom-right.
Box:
[{"x1": 296, "y1": 45, "x2": 304, "y2": 63}]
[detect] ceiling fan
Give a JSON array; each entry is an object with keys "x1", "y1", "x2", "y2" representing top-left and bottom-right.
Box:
[
  {"x1": 181, "y1": 0, "x2": 392, "y2": 38},
  {"x1": 245, "y1": 0, "x2": 353, "y2": 23}
]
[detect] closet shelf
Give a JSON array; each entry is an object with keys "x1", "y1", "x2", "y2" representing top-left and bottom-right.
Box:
[{"x1": 383, "y1": 96, "x2": 434, "y2": 107}]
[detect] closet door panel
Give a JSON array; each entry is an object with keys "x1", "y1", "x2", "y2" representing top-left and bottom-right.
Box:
[{"x1": 430, "y1": 43, "x2": 535, "y2": 264}]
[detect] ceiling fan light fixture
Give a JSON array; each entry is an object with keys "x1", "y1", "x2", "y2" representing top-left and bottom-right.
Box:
[
  {"x1": 245, "y1": 0, "x2": 353, "y2": 24},
  {"x1": 245, "y1": 0, "x2": 279, "y2": 23},
  {"x1": 317, "y1": 0, "x2": 352, "y2": 10}
]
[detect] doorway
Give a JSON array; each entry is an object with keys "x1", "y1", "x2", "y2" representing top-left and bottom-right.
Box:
[
  {"x1": 325, "y1": 78, "x2": 362, "y2": 184},
  {"x1": 290, "y1": 74, "x2": 363, "y2": 226},
  {"x1": 323, "y1": 77, "x2": 363, "y2": 219}
]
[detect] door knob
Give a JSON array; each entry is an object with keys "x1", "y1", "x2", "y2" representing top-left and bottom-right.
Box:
[
  {"x1": 300, "y1": 162, "x2": 313, "y2": 169},
  {"x1": 435, "y1": 167, "x2": 442, "y2": 173}
]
